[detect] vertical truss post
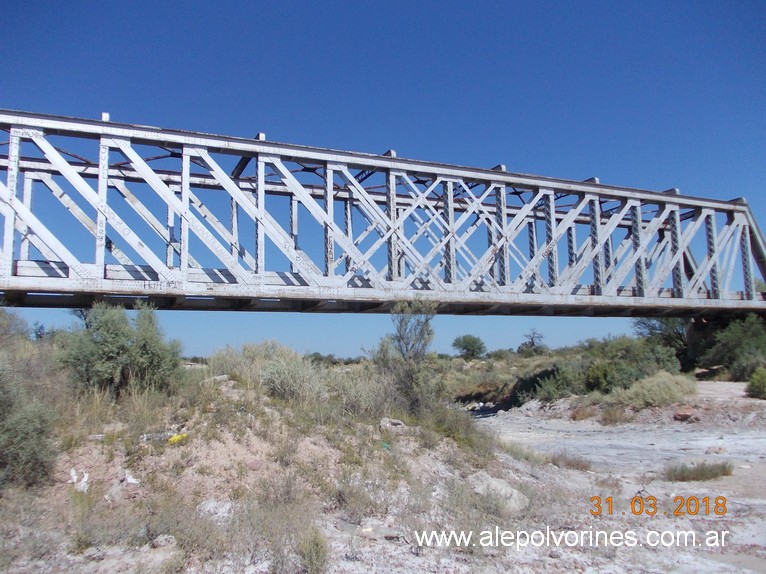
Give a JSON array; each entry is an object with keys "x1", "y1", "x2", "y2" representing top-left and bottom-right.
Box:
[
  {"x1": 181, "y1": 149, "x2": 191, "y2": 278},
  {"x1": 544, "y1": 191, "x2": 558, "y2": 286},
  {"x1": 386, "y1": 171, "x2": 399, "y2": 280},
  {"x1": 742, "y1": 224, "x2": 755, "y2": 300},
  {"x1": 631, "y1": 204, "x2": 646, "y2": 296},
  {"x1": 495, "y1": 184, "x2": 509, "y2": 286},
  {"x1": 567, "y1": 226, "x2": 576, "y2": 267},
  {"x1": 486, "y1": 189, "x2": 495, "y2": 280},
  {"x1": 604, "y1": 236, "x2": 613, "y2": 274},
  {"x1": 527, "y1": 219, "x2": 537, "y2": 289},
  {"x1": 2, "y1": 131, "x2": 20, "y2": 277},
  {"x1": 604, "y1": 233, "x2": 616, "y2": 284},
  {"x1": 324, "y1": 166, "x2": 335, "y2": 277},
  {"x1": 668, "y1": 205, "x2": 684, "y2": 297},
  {"x1": 396, "y1": 205, "x2": 405, "y2": 279},
  {"x1": 344, "y1": 195, "x2": 352, "y2": 274},
  {"x1": 19, "y1": 176, "x2": 32, "y2": 260},
  {"x1": 255, "y1": 156, "x2": 265, "y2": 275},
  {"x1": 167, "y1": 199, "x2": 175, "y2": 267},
  {"x1": 706, "y1": 211, "x2": 720, "y2": 298},
  {"x1": 289, "y1": 196, "x2": 298, "y2": 273},
  {"x1": 168, "y1": 183, "x2": 180, "y2": 268},
  {"x1": 96, "y1": 139, "x2": 109, "y2": 273},
  {"x1": 443, "y1": 181, "x2": 456, "y2": 283},
  {"x1": 527, "y1": 220, "x2": 537, "y2": 259},
  {"x1": 590, "y1": 198, "x2": 603, "y2": 295},
  {"x1": 230, "y1": 197, "x2": 239, "y2": 261}
]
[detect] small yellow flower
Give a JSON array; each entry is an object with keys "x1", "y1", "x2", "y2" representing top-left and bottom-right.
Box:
[{"x1": 168, "y1": 433, "x2": 188, "y2": 446}]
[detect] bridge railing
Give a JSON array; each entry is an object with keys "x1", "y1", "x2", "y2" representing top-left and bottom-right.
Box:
[{"x1": 1, "y1": 109, "x2": 764, "y2": 316}]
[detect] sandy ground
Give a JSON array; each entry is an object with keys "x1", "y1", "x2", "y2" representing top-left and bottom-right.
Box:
[{"x1": 478, "y1": 382, "x2": 766, "y2": 573}]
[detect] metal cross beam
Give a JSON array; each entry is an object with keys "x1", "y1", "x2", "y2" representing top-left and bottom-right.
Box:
[{"x1": 1, "y1": 109, "x2": 764, "y2": 317}]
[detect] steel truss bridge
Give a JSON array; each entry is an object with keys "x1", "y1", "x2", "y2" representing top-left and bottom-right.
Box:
[{"x1": 0, "y1": 109, "x2": 764, "y2": 317}]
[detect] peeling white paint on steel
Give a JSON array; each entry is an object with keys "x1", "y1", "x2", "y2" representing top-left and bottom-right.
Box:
[{"x1": 0, "y1": 109, "x2": 764, "y2": 316}]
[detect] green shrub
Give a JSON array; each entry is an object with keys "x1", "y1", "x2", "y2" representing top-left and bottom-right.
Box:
[
  {"x1": 747, "y1": 367, "x2": 766, "y2": 399},
  {"x1": 582, "y1": 339, "x2": 679, "y2": 393},
  {"x1": 129, "y1": 303, "x2": 182, "y2": 390},
  {"x1": 702, "y1": 315, "x2": 766, "y2": 381},
  {"x1": 632, "y1": 317, "x2": 698, "y2": 369},
  {"x1": 507, "y1": 336, "x2": 681, "y2": 405},
  {"x1": 516, "y1": 341, "x2": 549, "y2": 357},
  {"x1": 535, "y1": 376, "x2": 569, "y2": 402},
  {"x1": 60, "y1": 303, "x2": 133, "y2": 393},
  {"x1": 609, "y1": 372, "x2": 697, "y2": 408},
  {"x1": 516, "y1": 328, "x2": 548, "y2": 357},
  {"x1": 534, "y1": 362, "x2": 584, "y2": 401},
  {"x1": 0, "y1": 308, "x2": 28, "y2": 347},
  {"x1": 0, "y1": 367, "x2": 55, "y2": 487},
  {"x1": 371, "y1": 301, "x2": 442, "y2": 415},
  {"x1": 329, "y1": 366, "x2": 400, "y2": 420},
  {"x1": 208, "y1": 341, "x2": 404, "y2": 424},
  {"x1": 506, "y1": 365, "x2": 558, "y2": 405},
  {"x1": 486, "y1": 349, "x2": 515, "y2": 361},
  {"x1": 59, "y1": 302, "x2": 181, "y2": 395},
  {"x1": 731, "y1": 352, "x2": 766, "y2": 383},
  {"x1": 209, "y1": 340, "x2": 305, "y2": 391},
  {"x1": 584, "y1": 359, "x2": 624, "y2": 393},
  {"x1": 372, "y1": 337, "x2": 444, "y2": 415},
  {"x1": 452, "y1": 335, "x2": 486, "y2": 360},
  {"x1": 207, "y1": 345, "x2": 245, "y2": 381},
  {"x1": 427, "y1": 405, "x2": 494, "y2": 462},
  {"x1": 587, "y1": 336, "x2": 678, "y2": 371},
  {"x1": 390, "y1": 300, "x2": 436, "y2": 362},
  {"x1": 263, "y1": 356, "x2": 325, "y2": 405},
  {"x1": 305, "y1": 351, "x2": 340, "y2": 366},
  {"x1": 428, "y1": 419, "x2": 495, "y2": 466}
]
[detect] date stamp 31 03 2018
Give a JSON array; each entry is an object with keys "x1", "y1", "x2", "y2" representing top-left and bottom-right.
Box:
[{"x1": 589, "y1": 495, "x2": 727, "y2": 517}]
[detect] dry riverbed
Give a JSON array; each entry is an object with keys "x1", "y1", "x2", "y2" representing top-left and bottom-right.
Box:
[{"x1": 477, "y1": 382, "x2": 766, "y2": 573}]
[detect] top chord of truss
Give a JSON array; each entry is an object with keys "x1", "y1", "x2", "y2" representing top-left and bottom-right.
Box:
[{"x1": 0, "y1": 109, "x2": 764, "y2": 316}]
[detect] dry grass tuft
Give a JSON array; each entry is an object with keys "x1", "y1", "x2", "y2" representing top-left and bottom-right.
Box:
[
  {"x1": 571, "y1": 404, "x2": 597, "y2": 421},
  {"x1": 229, "y1": 470, "x2": 320, "y2": 573},
  {"x1": 550, "y1": 451, "x2": 592, "y2": 471},
  {"x1": 663, "y1": 461, "x2": 733, "y2": 482},
  {"x1": 600, "y1": 405, "x2": 633, "y2": 426},
  {"x1": 499, "y1": 441, "x2": 550, "y2": 465}
]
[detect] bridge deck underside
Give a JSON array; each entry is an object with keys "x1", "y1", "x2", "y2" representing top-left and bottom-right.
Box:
[{"x1": 1, "y1": 110, "x2": 765, "y2": 318}]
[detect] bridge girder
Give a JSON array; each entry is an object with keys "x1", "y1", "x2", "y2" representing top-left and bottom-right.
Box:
[{"x1": 0, "y1": 109, "x2": 764, "y2": 317}]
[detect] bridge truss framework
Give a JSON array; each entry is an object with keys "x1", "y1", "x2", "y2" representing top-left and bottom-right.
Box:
[{"x1": 1, "y1": 109, "x2": 764, "y2": 317}]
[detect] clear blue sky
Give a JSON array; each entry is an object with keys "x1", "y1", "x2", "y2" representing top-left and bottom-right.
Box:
[{"x1": 3, "y1": 1, "x2": 765, "y2": 357}]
